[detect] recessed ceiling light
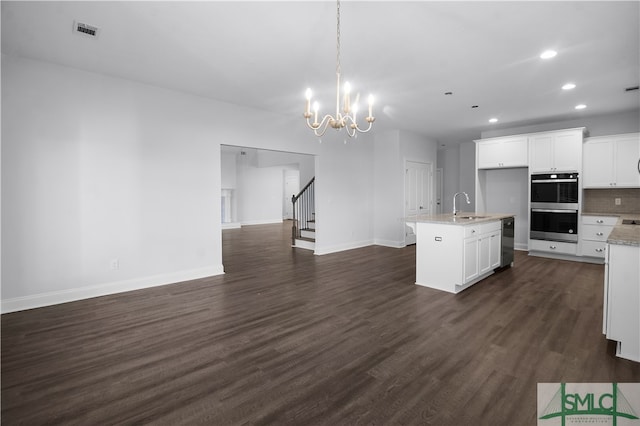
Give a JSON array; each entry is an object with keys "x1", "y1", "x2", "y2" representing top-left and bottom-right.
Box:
[
  {"x1": 540, "y1": 50, "x2": 557, "y2": 59},
  {"x1": 562, "y1": 83, "x2": 576, "y2": 90},
  {"x1": 489, "y1": 118, "x2": 498, "y2": 123},
  {"x1": 575, "y1": 104, "x2": 587, "y2": 110}
]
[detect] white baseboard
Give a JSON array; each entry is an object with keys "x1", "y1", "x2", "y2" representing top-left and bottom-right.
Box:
[
  {"x1": 515, "y1": 243, "x2": 528, "y2": 251},
  {"x1": 222, "y1": 222, "x2": 241, "y2": 229},
  {"x1": 1, "y1": 265, "x2": 225, "y2": 314},
  {"x1": 293, "y1": 239, "x2": 315, "y2": 251},
  {"x1": 240, "y1": 219, "x2": 283, "y2": 226},
  {"x1": 314, "y1": 239, "x2": 374, "y2": 255},
  {"x1": 374, "y1": 239, "x2": 406, "y2": 248}
]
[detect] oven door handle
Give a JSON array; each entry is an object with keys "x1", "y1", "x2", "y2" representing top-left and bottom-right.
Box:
[
  {"x1": 531, "y1": 179, "x2": 578, "y2": 183},
  {"x1": 531, "y1": 208, "x2": 577, "y2": 213}
]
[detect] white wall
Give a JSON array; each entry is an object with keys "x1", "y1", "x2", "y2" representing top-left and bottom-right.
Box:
[
  {"x1": 373, "y1": 130, "x2": 438, "y2": 247},
  {"x1": 221, "y1": 152, "x2": 237, "y2": 189},
  {"x1": 373, "y1": 130, "x2": 402, "y2": 246},
  {"x1": 483, "y1": 168, "x2": 529, "y2": 249},
  {"x1": 458, "y1": 141, "x2": 476, "y2": 212},
  {"x1": 1, "y1": 54, "x2": 375, "y2": 311},
  {"x1": 237, "y1": 160, "x2": 284, "y2": 225},
  {"x1": 437, "y1": 146, "x2": 460, "y2": 215},
  {"x1": 256, "y1": 149, "x2": 315, "y2": 187},
  {"x1": 314, "y1": 130, "x2": 375, "y2": 254}
]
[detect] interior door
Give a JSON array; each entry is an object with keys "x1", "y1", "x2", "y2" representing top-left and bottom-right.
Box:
[{"x1": 405, "y1": 161, "x2": 433, "y2": 245}]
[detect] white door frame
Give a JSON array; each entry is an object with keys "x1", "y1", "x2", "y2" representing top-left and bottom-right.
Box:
[
  {"x1": 436, "y1": 167, "x2": 443, "y2": 215},
  {"x1": 404, "y1": 159, "x2": 433, "y2": 246}
]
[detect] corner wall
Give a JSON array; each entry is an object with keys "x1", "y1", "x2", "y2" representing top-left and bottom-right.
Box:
[
  {"x1": 373, "y1": 130, "x2": 438, "y2": 247},
  {"x1": 0, "y1": 54, "x2": 375, "y2": 312}
]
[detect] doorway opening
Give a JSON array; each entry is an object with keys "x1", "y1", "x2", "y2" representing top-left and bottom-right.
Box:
[
  {"x1": 220, "y1": 145, "x2": 316, "y2": 267},
  {"x1": 404, "y1": 160, "x2": 434, "y2": 245}
]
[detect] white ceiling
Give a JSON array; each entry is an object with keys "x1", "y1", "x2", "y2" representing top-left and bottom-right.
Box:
[{"x1": 2, "y1": 1, "x2": 639, "y2": 147}]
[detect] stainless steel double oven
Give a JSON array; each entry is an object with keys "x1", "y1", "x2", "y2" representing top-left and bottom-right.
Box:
[{"x1": 530, "y1": 172, "x2": 579, "y2": 243}]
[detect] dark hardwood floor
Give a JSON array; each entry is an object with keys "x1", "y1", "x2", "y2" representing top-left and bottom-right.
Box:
[{"x1": 2, "y1": 222, "x2": 639, "y2": 425}]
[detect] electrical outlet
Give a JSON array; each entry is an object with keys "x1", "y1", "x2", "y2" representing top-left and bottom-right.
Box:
[
  {"x1": 615, "y1": 198, "x2": 622, "y2": 206},
  {"x1": 110, "y1": 258, "x2": 119, "y2": 270}
]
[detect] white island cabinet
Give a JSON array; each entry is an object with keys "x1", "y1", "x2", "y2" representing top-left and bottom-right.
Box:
[
  {"x1": 602, "y1": 216, "x2": 640, "y2": 363},
  {"x1": 604, "y1": 243, "x2": 640, "y2": 362},
  {"x1": 409, "y1": 214, "x2": 512, "y2": 294}
]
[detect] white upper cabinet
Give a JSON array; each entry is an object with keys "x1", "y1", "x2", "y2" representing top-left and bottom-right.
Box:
[
  {"x1": 529, "y1": 129, "x2": 584, "y2": 173},
  {"x1": 476, "y1": 136, "x2": 528, "y2": 169},
  {"x1": 583, "y1": 133, "x2": 640, "y2": 188}
]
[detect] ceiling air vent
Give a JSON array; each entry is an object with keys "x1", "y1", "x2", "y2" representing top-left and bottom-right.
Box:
[{"x1": 73, "y1": 21, "x2": 99, "y2": 38}]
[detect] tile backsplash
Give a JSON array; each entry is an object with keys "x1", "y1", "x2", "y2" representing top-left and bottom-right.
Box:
[{"x1": 583, "y1": 188, "x2": 640, "y2": 214}]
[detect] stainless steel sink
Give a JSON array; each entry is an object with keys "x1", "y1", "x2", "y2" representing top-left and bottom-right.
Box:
[{"x1": 622, "y1": 219, "x2": 640, "y2": 225}]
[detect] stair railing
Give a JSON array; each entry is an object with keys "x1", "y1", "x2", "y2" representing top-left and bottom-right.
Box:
[{"x1": 291, "y1": 177, "x2": 315, "y2": 245}]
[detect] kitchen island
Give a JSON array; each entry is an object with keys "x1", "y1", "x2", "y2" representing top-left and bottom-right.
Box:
[
  {"x1": 599, "y1": 213, "x2": 640, "y2": 363},
  {"x1": 406, "y1": 213, "x2": 515, "y2": 294}
]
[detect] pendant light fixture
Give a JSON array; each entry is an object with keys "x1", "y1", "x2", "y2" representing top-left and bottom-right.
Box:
[{"x1": 303, "y1": 0, "x2": 375, "y2": 138}]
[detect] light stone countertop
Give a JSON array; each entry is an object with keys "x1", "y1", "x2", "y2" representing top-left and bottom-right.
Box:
[
  {"x1": 406, "y1": 212, "x2": 515, "y2": 226},
  {"x1": 583, "y1": 213, "x2": 640, "y2": 247}
]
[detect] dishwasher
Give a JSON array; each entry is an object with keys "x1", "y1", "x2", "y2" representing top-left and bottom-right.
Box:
[{"x1": 501, "y1": 217, "x2": 515, "y2": 267}]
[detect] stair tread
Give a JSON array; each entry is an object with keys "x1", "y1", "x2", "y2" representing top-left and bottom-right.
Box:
[{"x1": 296, "y1": 236, "x2": 316, "y2": 243}]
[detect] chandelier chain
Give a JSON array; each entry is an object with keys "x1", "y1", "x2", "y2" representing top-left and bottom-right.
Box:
[
  {"x1": 302, "y1": 0, "x2": 375, "y2": 138},
  {"x1": 336, "y1": 0, "x2": 341, "y2": 76}
]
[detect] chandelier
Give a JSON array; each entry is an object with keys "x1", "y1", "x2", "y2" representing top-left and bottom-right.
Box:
[{"x1": 303, "y1": 0, "x2": 375, "y2": 138}]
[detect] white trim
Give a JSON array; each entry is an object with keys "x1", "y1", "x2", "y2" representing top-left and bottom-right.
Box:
[
  {"x1": 293, "y1": 239, "x2": 315, "y2": 251},
  {"x1": 221, "y1": 222, "x2": 241, "y2": 229},
  {"x1": 374, "y1": 239, "x2": 406, "y2": 248},
  {"x1": 240, "y1": 219, "x2": 283, "y2": 226},
  {"x1": 1, "y1": 265, "x2": 225, "y2": 314},
  {"x1": 314, "y1": 239, "x2": 374, "y2": 255}
]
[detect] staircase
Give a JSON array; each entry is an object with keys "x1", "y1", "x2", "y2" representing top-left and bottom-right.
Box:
[{"x1": 292, "y1": 177, "x2": 315, "y2": 251}]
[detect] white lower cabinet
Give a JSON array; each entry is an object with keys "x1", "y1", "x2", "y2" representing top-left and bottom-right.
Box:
[
  {"x1": 579, "y1": 215, "x2": 616, "y2": 260},
  {"x1": 463, "y1": 235, "x2": 479, "y2": 283},
  {"x1": 415, "y1": 220, "x2": 502, "y2": 294},
  {"x1": 603, "y1": 243, "x2": 640, "y2": 362},
  {"x1": 529, "y1": 239, "x2": 577, "y2": 256},
  {"x1": 489, "y1": 232, "x2": 501, "y2": 270}
]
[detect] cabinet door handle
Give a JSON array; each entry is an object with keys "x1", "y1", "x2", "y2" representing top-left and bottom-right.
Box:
[
  {"x1": 596, "y1": 232, "x2": 604, "y2": 236},
  {"x1": 596, "y1": 248, "x2": 604, "y2": 253},
  {"x1": 472, "y1": 229, "x2": 476, "y2": 233},
  {"x1": 597, "y1": 220, "x2": 604, "y2": 224},
  {"x1": 550, "y1": 245, "x2": 557, "y2": 249}
]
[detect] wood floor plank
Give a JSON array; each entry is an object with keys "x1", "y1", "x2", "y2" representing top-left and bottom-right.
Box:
[{"x1": 2, "y1": 221, "x2": 639, "y2": 425}]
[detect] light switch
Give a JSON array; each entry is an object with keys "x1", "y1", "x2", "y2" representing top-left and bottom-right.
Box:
[{"x1": 615, "y1": 198, "x2": 621, "y2": 205}]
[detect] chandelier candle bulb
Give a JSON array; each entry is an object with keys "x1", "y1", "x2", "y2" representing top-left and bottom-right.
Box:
[
  {"x1": 313, "y1": 101, "x2": 319, "y2": 125},
  {"x1": 343, "y1": 82, "x2": 351, "y2": 113},
  {"x1": 305, "y1": 88, "x2": 312, "y2": 116}
]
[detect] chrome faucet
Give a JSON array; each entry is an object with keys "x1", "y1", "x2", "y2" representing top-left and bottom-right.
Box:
[{"x1": 453, "y1": 191, "x2": 470, "y2": 216}]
